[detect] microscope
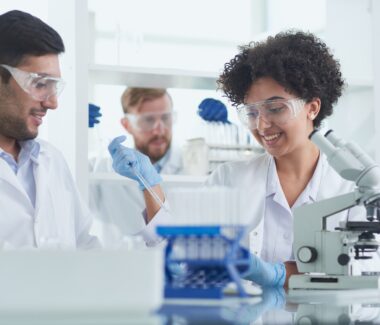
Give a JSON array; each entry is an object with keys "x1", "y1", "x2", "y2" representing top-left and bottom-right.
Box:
[{"x1": 289, "y1": 129, "x2": 380, "y2": 289}]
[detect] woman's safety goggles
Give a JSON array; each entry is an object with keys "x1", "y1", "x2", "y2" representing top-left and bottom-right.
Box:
[
  {"x1": 0, "y1": 64, "x2": 65, "y2": 101},
  {"x1": 237, "y1": 98, "x2": 305, "y2": 130},
  {"x1": 125, "y1": 111, "x2": 177, "y2": 132}
]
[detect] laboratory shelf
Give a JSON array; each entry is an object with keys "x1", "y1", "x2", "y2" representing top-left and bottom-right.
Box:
[
  {"x1": 208, "y1": 157, "x2": 252, "y2": 162},
  {"x1": 207, "y1": 144, "x2": 258, "y2": 150},
  {"x1": 89, "y1": 172, "x2": 207, "y2": 184},
  {"x1": 89, "y1": 64, "x2": 218, "y2": 90},
  {"x1": 346, "y1": 78, "x2": 374, "y2": 92}
]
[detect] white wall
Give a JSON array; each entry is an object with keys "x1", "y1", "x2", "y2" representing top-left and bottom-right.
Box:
[{"x1": 325, "y1": 0, "x2": 375, "y2": 158}]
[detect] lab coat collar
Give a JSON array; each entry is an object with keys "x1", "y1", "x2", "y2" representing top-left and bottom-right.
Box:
[
  {"x1": 0, "y1": 140, "x2": 40, "y2": 210},
  {"x1": 266, "y1": 156, "x2": 278, "y2": 198}
]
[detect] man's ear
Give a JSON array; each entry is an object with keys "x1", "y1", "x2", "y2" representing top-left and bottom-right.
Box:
[{"x1": 121, "y1": 117, "x2": 133, "y2": 134}]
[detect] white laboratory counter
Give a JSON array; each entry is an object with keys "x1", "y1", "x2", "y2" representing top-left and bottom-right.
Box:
[
  {"x1": 2, "y1": 288, "x2": 379, "y2": 325},
  {"x1": 160, "y1": 288, "x2": 380, "y2": 324}
]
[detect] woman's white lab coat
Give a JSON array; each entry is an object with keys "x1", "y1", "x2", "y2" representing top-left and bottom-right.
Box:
[
  {"x1": 0, "y1": 139, "x2": 100, "y2": 249},
  {"x1": 205, "y1": 153, "x2": 359, "y2": 257}
]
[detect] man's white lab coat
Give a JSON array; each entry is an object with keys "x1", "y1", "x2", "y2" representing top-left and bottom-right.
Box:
[{"x1": 0, "y1": 139, "x2": 99, "y2": 249}]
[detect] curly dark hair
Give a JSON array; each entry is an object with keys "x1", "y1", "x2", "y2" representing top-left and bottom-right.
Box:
[{"x1": 218, "y1": 30, "x2": 345, "y2": 128}]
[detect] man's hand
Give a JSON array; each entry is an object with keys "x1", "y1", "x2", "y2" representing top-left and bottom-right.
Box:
[{"x1": 108, "y1": 136, "x2": 162, "y2": 190}]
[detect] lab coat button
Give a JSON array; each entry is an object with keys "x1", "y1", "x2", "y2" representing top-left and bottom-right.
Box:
[
  {"x1": 253, "y1": 232, "x2": 258, "y2": 236},
  {"x1": 283, "y1": 233, "x2": 290, "y2": 240},
  {"x1": 254, "y1": 251, "x2": 258, "y2": 254}
]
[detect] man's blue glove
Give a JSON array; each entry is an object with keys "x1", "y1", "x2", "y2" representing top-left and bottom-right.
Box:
[
  {"x1": 108, "y1": 135, "x2": 162, "y2": 190},
  {"x1": 88, "y1": 103, "x2": 102, "y2": 128},
  {"x1": 243, "y1": 253, "x2": 286, "y2": 287},
  {"x1": 198, "y1": 98, "x2": 230, "y2": 123}
]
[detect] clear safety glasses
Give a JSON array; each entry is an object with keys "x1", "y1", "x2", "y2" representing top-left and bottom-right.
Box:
[
  {"x1": 125, "y1": 111, "x2": 177, "y2": 132},
  {"x1": 0, "y1": 64, "x2": 65, "y2": 101},
  {"x1": 237, "y1": 97, "x2": 305, "y2": 130}
]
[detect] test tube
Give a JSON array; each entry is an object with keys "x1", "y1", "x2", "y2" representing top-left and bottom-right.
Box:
[{"x1": 132, "y1": 165, "x2": 169, "y2": 212}]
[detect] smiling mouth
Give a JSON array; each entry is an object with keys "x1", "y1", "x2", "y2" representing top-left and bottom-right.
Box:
[
  {"x1": 30, "y1": 111, "x2": 46, "y2": 125},
  {"x1": 262, "y1": 133, "x2": 281, "y2": 141}
]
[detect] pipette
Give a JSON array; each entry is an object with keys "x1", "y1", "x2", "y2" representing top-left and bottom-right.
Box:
[{"x1": 130, "y1": 164, "x2": 169, "y2": 212}]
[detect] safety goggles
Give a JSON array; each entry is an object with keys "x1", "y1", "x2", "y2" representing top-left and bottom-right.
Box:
[
  {"x1": 125, "y1": 111, "x2": 177, "y2": 132},
  {"x1": 237, "y1": 98, "x2": 305, "y2": 130},
  {"x1": 0, "y1": 64, "x2": 65, "y2": 101}
]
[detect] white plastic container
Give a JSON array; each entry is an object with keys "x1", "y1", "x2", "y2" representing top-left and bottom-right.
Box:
[
  {"x1": 182, "y1": 137, "x2": 209, "y2": 176},
  {"x1": 0, "y1": 248, "x2": 164, "y2": 315}
]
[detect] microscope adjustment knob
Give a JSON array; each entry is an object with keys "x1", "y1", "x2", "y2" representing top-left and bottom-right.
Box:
[
  {"x1": 337, "y1": 253, "x2": 350, "y2": 265},
  {"x1": 297, "y1": 246, "x2": 317, "y2": 263}
]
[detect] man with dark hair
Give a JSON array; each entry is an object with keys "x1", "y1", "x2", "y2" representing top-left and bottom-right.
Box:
[{"x1": 0, "y1": 10, "x2": 168, "y2": 249}]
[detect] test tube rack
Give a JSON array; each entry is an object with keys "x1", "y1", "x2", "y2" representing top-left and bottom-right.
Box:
[{"x1": 156, "y1": 225, "x2": 251, "y2": 299}]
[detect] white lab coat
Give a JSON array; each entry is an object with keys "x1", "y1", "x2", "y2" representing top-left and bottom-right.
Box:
[
  {"x1": 156, "y1": 146, "x2": 183, "y2": 174},
  {"x1": 0, "y1": 139, "x2": 100, "y2": 249},
  {"x1": 206, "y1": 152, "x2": 362, "y2": 258}
]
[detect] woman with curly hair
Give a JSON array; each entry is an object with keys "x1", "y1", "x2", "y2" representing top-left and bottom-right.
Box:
[{"x1": 206, "y1": 30, "x2": 362, "y2": 288}]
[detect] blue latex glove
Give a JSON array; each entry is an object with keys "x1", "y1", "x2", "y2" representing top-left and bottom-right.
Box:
[
  {"x1": 88, "y1": 103, "x2": 102, "y2": 128},
  {"x1": 108, "y1": 135, "x2": 162, "y2": 190},
  {"x1": 198, "y1": 98, "x2": 230, "y2": 123},
  {"x1": 243, "y1": 253, "x2": 286, "y2": 287}
]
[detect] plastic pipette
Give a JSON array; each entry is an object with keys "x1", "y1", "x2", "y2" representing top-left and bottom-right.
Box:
[{"x1": 131, "y1": 164, "x2": 169, "y2": 212}]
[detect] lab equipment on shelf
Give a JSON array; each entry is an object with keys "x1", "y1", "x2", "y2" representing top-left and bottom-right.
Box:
[
  {"x1": 156, "y1": 225, "x2": 252, "y2": 299},
  {"x1": 182, "y1": 138, "x2": 209, "y2": 176},
  {"x1": 195, "y1": 120, "x2": 264, "y2": 173}
]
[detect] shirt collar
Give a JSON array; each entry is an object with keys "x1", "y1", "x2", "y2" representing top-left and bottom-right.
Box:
[
  {"x1": 304, "y1": 152, "x2": 323, "y2": 202},
  {"x1": 0, "y1": 139, "x2": 40, "y2": 159},
  {"x1": 19, "y1": 139, "x2": 41, "y2": 161},
  {"x1": 153, "y1": 147, "x2": 171, "y2": 173},
  {"x1": 0, "y1": 139, "x2": 40, "y2": 172}
]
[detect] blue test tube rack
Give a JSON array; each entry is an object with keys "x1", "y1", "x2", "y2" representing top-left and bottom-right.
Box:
[{"x1": 156, "y1": 225, "x2": 251, "y2": 299}]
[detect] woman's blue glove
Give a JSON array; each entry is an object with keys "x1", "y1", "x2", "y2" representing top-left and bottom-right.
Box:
[
  {"x1": 108, "y1": 135, "x2": 162, "y2": 190},
  {"x1": 243, "y1": 253, "x2": 286, "y2": 287},
  {"x1": 88, "y1": 103, "x2": 102, "y2": 128},
  {"x1": 198, "y1": 98, "x2": 230, "y2": 123}
]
